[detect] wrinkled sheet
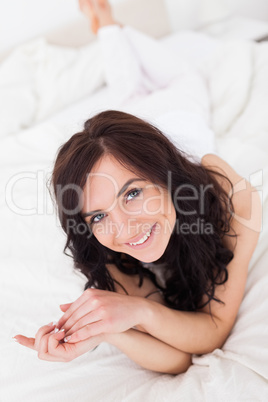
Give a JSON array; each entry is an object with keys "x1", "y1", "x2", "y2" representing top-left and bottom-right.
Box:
[{"x1": 1, "y1": 30, "x2": 268, "y2": 402}]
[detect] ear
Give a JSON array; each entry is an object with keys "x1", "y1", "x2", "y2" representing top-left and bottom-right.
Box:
[{"x1": 59, "y1": 303, "x2": 72, "y2": 312}]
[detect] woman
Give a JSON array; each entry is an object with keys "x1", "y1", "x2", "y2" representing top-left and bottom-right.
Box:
[{"x1": 13, "y1": 0, "x2": 261, "y2": 374}]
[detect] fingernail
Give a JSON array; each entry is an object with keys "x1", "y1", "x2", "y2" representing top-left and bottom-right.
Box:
[
  {"x1": 53, "y1": 328, "x2": 59, "y2": 333},
  {"x1": 48, "y1": 321, "x2": 57, "y2": 326},
  {"x1": 64, "y1": 336, "x2": 71, "y2": 342},
  {"x1": 12, "y1": 337, "x2": 18, "y2": 342},
  {"x1": 54, "y1": 329, "x2": 64, "y2": 336}
]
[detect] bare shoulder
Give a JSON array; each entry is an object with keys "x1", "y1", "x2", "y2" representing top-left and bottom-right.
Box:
[
  {"x1": 198, "y1": 155, "x2": 261, "y2": 328},
  {"x1": 201, "y1": 153, "x2": 244, "y2": 190},
  {"x1": 201, "y1": 153, "x2": 262, "y2": 250},
  {"x1": 201, "y1": 153, "x2": 260, "y2": 217}
]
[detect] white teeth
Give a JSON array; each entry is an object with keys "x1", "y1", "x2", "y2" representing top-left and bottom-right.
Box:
[{"x1": 129, "y1": 229, "x2": 152, "y2": 246}]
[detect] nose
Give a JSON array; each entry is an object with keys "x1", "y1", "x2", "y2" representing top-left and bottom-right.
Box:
[{"x1": 109, "y1": 208, "x2": 138, "y2": 242}]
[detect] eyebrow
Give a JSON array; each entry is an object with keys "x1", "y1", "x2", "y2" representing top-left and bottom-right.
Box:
[{"x1": 81, "y1": 178, "x2": 145, "y2": 218}]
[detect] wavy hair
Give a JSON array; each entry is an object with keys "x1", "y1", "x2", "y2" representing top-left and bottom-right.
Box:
[{"x1": 49, "y1": 110, "x2": 237, "y2": 312}]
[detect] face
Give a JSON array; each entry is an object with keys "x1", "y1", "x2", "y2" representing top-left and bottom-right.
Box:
[{"x1": 81, "y1": 155, "x2": 176, "y2": 263}]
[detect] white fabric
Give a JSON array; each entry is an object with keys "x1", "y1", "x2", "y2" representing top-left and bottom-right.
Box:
[
  {"x1": 1, "y1": 26, "x2": 268, "y2": 402},
  {"x1": 0, "y1": 38, "x2": 104, "y2": 136},
  {"x1": 98, "y1": 25, "x2": 216, "y2": 162}
]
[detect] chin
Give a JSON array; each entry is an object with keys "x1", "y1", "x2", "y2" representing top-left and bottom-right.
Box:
[{"x1": 134, "y1": 249, "x2": 165, "y2": 263}]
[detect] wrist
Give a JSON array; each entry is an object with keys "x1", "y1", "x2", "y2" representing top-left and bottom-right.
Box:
[{"x1": 134, "y1": 297, "x2": 155, "y2": 330}]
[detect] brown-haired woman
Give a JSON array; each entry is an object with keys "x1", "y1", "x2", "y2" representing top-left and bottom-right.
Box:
[{"x1": 14, "y1": 1, "x2": 261, "y2": 374}]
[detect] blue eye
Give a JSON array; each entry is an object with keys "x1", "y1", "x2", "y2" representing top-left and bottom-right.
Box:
[
  {"x1": 125, "y1": 188, "x2": 142, "y2": 202},
  {"x1": 89, "y1": 188, "x2": 142, "y2": 226},
  {"x1": 91, "y1": 213, "x2": 106, "y2": 224}
]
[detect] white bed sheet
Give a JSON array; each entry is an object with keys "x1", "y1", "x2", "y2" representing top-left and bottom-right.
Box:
[{"x1": 1, "y1": 30, "x2": 268, "y2": 402}]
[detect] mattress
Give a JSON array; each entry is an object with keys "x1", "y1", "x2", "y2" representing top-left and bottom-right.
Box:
[{"x1": 1, "y1": 29, "x2": 268, "y2": 401}]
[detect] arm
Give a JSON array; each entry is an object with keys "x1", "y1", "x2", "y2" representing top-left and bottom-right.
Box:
[
  {"x1": 135, "y1": 155, "x2": 262, "y2": 354},
  {"x1": 107, "y1": 329, "x2": 192, "y2": 375},
  {"x1": 56, "y1": 158, "x2": 261, "y2": 359},
  {"x1": 14, "y1": 320, "x2": 191, "y2": 374},
  {"x1": 104, "y1": 267, "x2": 192, "y2": 373}
]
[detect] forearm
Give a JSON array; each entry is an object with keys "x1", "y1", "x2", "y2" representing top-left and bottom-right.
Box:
[
  {"x1": 139, "y1": 300, "x2": 230, "y2": 355},
  {"x1": 106, "y1": 329, "x2": 192, "y2": 375}
]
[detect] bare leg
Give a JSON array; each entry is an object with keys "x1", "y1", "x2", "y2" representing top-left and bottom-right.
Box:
[
  {"x1": 79, "y1": 0, "x2": 118, "y2": 34},
  {"x1": 79, "y1": 0, "x2": 99, "y2": 34}
]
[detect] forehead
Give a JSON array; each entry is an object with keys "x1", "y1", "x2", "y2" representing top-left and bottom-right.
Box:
[
  {"x1": 86, "y1": 154, "x2": 138, "y2": 188},
  {"x1": 82, "y1": 154, "x2": 141, "y2": 210}
]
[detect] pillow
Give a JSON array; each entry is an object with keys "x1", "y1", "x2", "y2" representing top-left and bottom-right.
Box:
[{"x1": 0, "y1": 37, "x2": 105, "y2": 137}]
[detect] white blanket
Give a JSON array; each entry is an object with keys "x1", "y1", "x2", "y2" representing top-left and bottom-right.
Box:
[{"x1": 1, "y1": 29, "x2": 268, "y2": 402}]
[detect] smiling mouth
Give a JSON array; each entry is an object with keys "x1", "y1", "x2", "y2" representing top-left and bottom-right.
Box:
[{"x1": 128, "y1": 227, "x2": 153, "y2": 246}]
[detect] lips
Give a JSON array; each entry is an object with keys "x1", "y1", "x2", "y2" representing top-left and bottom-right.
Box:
[
  {"x1": 125, "y1": 223, "x2": 157, "y2": 250},
  {"x1": 125, "y1": 224, "x2": 154, "y2": 245}
]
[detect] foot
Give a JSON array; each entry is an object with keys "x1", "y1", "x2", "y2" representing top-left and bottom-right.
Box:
[
  {"x1": 79, "y1": 0, "x2": 99, "y2": 34},
  {"x1": 94, "y1": 0, "x2": 116, "y2": 28},
  {"x1": 79, "y1": 0, "x2": 117, "y2": 34}
]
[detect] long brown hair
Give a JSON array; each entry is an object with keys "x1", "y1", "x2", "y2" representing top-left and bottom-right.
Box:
[{"x1": 49, "y1": 110, "x2": 236, "y2": 311}]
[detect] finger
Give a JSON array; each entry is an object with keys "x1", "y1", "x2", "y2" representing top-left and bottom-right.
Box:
[
  {"x1": 57, "y1": 290, "x2": 96, "y2": 329},
  {"x1": 64, "y1": 320, "x2": 106, "y2": 343},
  {"x1": 57, "y1": 292, "x2": 94, "y2": 329},
  {"x1": 39, "y1": 328, "x2": 65, "y2": 356},
  {"x1": 13, "y1": 335, "x2": 36, "y2": 350},
  {"x1": 47, "y1": 328, "x2": 87, "y2": 361},
  {"x1": 64, "y1": 309, "x2": 101, "y2": 337},
  {"x1": 66, "y1": 335, "x2": 102, "y2": 355},
  {"x1": 38, "y1": 329, "x2": 68, "y2": 361},
  {"x1": 35, "y1": 323, "x2": 57, "y2": 350},
  {"x1": 59, "y1": 303, "x2": 72, "y2": 313},
  {"x1": 50, "y1": 333, "x2": 102, "y2": 361},
  {"x1": 48, "y1": 328, "x2": 75, "y2": 357},
  {"x1": 17, "y1": 329, "x2": 103, "y2": 363},
  {"x1": 61, "y1": 300, "x2": 94, "y2": 333},
  {"x1": 39, "y1": 328, "x2": 65, "y2": 355}
]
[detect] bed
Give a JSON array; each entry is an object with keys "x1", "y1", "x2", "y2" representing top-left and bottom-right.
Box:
[{"x1": 1, "y1": 2, "x2": 268, "y2": 401}]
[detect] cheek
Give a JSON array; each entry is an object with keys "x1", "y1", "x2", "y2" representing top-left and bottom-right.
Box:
[
  {"x1": 142, "y1": 197, "x2": 163, "y2": 216},
  {"x1": 92, "y1": 219, "x2": 123, "y2": 245},
  {"x1": 92, "y1": 223, "x2": 111, "y2": 243}
]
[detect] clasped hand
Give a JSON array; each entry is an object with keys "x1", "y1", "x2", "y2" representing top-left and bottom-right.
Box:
[{"x1": 13, "y1": 289, "x2": 144, "y2": 362}]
